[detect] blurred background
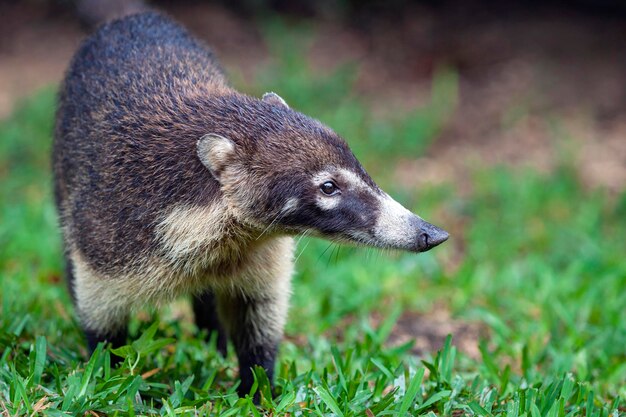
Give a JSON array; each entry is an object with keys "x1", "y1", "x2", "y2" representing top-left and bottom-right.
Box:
[
  {"x1": 2, "y1": 0, "x2": 626, "y2": 190},
  {"x1": 0, "y1": 0, "x2": 625, "y2": 414}
]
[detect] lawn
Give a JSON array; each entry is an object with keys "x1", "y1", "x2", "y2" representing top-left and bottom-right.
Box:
[{"x1": 0, "y1": 20, "x2": 624, "y2": 416}]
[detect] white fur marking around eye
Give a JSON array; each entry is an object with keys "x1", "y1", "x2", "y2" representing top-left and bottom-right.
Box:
[
  {"x1": 336, "y1": 168, "x2": 369, "y2": 192},
  {"x1": 312, "y1": 171, "x2": 333, "y2": 186},
  {"x1": 373, "y1": 193, "x2": 419, "y2": 247},
  {"x1": 316, "y1": 195, "x2": 341, "y2": 210},
  {"x1": 312, "y1": 171, "x2": 341, "y2": 210}
]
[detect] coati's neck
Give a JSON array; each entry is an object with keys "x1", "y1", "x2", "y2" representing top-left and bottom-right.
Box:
[
  {"x1": 152, "y1": 86, "x2": 295, "y2": 149},
  {"x1": 154, "y1": 200, "x2": 283, "y2": 277}
]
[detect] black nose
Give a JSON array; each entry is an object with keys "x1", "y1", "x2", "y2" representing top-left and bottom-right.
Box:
[{"x1": 417, "y1": 221, "x2": 449, "y2": 252}]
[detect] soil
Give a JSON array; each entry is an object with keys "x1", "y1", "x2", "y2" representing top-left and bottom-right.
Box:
[
  {"x1": 382, "y1": 307, "x2": 485, "y2": 360},
  {"x1": 2, "y1": 1, "x2": 625, "y2": 357}
]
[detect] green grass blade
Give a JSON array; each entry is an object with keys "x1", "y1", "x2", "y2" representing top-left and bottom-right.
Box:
[
  {"x1": 398, "y1": 366, "x2": 425, "y2": 415},
  {"x1": 314, "y1": 386, "x2": 344, "y2": 417}
]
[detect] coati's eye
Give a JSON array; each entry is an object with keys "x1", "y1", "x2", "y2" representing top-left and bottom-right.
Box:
[{"x1": 320, "y1": 181, "x2": 340, "y2": 196}]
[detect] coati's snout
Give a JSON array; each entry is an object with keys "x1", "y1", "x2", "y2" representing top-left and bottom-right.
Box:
[
  {"x1": 345, "y1": 183, "x2": 449, "y2": 253},
  {"x1": 413, "y1": 218, "x2": 449, "y2": 252}
]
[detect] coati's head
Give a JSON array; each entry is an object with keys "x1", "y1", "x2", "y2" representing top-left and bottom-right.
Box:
[{"x1": 197, "y1": 92, "x2": 448, "y2": 253}]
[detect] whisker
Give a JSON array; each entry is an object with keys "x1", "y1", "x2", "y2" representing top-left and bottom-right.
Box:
[
  {"x1": 325, "y1": 244, "x2": 335, "y2": 268},
  {"x1": 327, "y1": 244, "x2": 340, "y2": 268},
  {"x1": 317, "y1": 242, "x2": 334, "y2": 265},
  {"x1": 255, "y1": 210, "x2": 288, "y2": 240},
  {"x1": 295, "y1": 229, "x2": 311, "y2": 247},
  {"x1": 294, "y1": 234, "x2": 312, "y2": 263}
]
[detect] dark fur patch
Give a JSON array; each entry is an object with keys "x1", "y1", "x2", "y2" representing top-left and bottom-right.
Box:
[
  {"x1": 85, "y1": 326, "x2": 128, "y2": 353},
  {"x1": 193, "y1": 291, "x2": 228, "y2": 355}
]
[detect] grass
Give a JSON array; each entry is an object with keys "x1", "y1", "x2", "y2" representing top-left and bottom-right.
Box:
[{"x1": 0, "y1": 19, "x2": 625, "y2": 416}]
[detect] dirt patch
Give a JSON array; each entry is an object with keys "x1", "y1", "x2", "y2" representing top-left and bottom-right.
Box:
[
  {"x1": 0, "y1": 4, "x2": 83, "y2": 118},
  {"x1": 281, "y1": 306, "x2": 484, "y2": 360},
  {"x1": 386, "y1": 307, "x2": 485, "y2": 360}
]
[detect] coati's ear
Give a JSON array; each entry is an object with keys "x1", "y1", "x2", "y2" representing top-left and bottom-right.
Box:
[
  {"x1": 197, "y1": 133, "x2": 235, "y2": 181},
  {"x1": 262, "y1": 92, "x2": 289, "y2": 109}
]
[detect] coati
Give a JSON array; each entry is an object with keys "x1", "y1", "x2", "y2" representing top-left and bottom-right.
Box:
[{"x1": 52, "y1": 11, "x2": 449, "y2": 398}]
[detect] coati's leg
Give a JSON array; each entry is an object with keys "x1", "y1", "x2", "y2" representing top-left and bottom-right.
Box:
[
  {"x1": 193, "y1": 291, "x2": 228, "y2": 355},
  {"x1": 84, "y1": 326, "x2": 128, "y2": 352},
  {"x1": 217, "y1": 290, "x2": 287, "y2": 398},
  {"x1": 68, "y1": 250, "x2": 130, "y2": 354},
  {"x1": 216, "y1": 237, "x2": 294, "y2": 399}
]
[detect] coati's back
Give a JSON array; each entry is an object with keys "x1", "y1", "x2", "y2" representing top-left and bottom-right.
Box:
[{"x1": 53, "y1": 12, "x2": 228, "y2": 269}]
